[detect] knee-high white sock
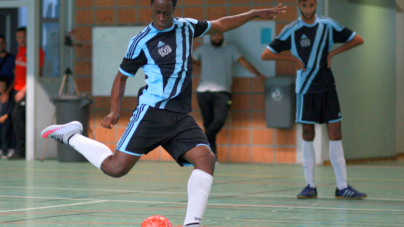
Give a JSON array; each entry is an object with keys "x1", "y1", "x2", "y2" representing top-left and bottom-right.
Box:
[
  {"x1": 302, "y1": 141, "x2": 316, "y2": 188},
  {"x1": 329, "y1": 140, "x2": 348, "y2": 190},
  {"x1": 183, "y1": 169, "x2": 213, "y2": 227},
  {"x1": 68, "y1": 134, "x2": 113, "y2": 170}
]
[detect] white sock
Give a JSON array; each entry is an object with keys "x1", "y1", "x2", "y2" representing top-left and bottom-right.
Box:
[
  {"x1": 302, "y1": 141, "x2": 316, "y2": 188},
  {"x1": 183, "y1": 169, "x2": 213, "y2": 227},
  {"x1": 329, "y1": 140, "x2": 348, "y2": 190},
  {"x1": 68, "y1": 134, "x2": 113, "y2": 170}
]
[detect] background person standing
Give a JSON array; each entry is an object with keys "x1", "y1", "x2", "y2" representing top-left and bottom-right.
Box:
[
  {"x1": 193, "y1": 33, "x2": 265, "y2": 158},
  {"x1": 12, "y1": 27, "x2": 45, "y2": 159}
]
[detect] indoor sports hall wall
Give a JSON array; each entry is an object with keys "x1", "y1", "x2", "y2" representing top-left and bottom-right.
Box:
[
  {"x1": 396, "y1": 0, "x2": 404, "y2": 155},
  {"x1": 329, "y1": 0, "x2": 398, "y2": 159},
  {"x1": 71, "y1": 0, "x2": 403, "y2": 164},
  {"x1": 73, "y1": 0, "x2": 300, "y2": 164}
]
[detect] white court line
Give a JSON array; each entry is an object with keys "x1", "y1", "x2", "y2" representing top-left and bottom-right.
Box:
[
  {"x1": 1, "y1": 186, "x2": 404, "y2": 202},
  {"x1": 0, "y1": 195, "x2": 404, "y2": 213},
  {"x1": 0, "y1": 200, "x2": 106, "y2": 213}
]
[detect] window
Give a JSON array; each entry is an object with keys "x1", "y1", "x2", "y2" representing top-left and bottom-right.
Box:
[{"x1": 41, "y1": 0, "x2": 60, "y2": 77}]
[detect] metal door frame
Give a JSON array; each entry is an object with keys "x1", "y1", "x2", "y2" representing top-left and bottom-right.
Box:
[{"x1": 0, "y1": 0, "x2": 40, "y2": 160}]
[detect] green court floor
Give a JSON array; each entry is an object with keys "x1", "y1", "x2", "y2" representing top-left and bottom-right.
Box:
[{"x1": 0, "y1": 160, "x2": 403, "y2": 226}]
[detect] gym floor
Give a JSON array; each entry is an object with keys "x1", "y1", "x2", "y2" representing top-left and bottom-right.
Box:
[{"x1": 0, "y1": 159, "x2": 403, "y2": 226}]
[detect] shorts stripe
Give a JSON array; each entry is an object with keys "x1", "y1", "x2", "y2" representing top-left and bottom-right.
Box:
[
  {"x1": 296, "y1": 94, "x2": 303, "y2": 123},
  {"x1": 116, "y1": 104, "x2": 149, "y2": 152},
  {"x1": 328, "y1": 118, "x2": 342, "y2": 123}
]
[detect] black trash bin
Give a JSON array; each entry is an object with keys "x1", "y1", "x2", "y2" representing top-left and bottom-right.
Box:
[
  {"x1": 51, "y1": 95, "x2": 92, "y2": 162},
  {"x1": 264, "y1": 77, "x2": 296, "y2": 129}
]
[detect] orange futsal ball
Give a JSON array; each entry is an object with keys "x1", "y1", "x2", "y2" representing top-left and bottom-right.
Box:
[{"x1": 141, "y1": 215, "x2": 173, "y2": 227}]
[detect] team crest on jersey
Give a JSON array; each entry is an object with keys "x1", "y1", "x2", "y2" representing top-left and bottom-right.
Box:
[
  {"x1": 300, "y1": 34, "x2": 311, "y2": 48},
  {"x1": 158, "y1": 41, "x2": 172, "y2": 57}
]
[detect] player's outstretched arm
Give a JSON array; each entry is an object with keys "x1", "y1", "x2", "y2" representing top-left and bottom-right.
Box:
[
  {"x1": 327, "y1": 34, "x2": 364, "y2": 67},
  {"x1": 207, "y1": 3, "x2": 286, "y2": 35},
  {"x1": 101, "y1": 71, "x2": 128, "y2": 129}
]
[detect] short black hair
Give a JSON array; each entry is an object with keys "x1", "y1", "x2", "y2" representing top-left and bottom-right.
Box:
[
  {"x1": 0, "y1": 35, "x2": 5, "y2": 41},
  {"x1": 17, "y1": 27, "x2": 26, "y2": 33},
  {"x1": 151, "y1": 0, "x2": 177, "y2": 8}
]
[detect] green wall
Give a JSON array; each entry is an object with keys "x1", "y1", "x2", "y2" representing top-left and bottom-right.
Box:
[{"x1": 328, "y1": 0, "x2": 397, "y2": 159}]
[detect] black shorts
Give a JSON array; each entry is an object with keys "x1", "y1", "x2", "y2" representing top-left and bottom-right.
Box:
[
  {"x1": 296, "y1": 89, "x2": 342, "y2": 124},
  {"x1": 116, "y1": 104, "x2": 210, "y2": 166}
]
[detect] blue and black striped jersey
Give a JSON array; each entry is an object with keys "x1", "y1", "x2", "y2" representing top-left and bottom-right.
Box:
[
  {"x1": 268, "y1": 15, "x2": 356, "y2": 94},
  {"x1": 119, "y1": 18, "x2": 211, "y2": 113}
]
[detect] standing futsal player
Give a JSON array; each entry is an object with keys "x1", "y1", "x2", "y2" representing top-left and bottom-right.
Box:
[
  {"x1": 42, "y1": 1, "x2": 286, "y2": 226},
  {"x1": 261, "y1": 0, "x2": 367, "y2": 199}
]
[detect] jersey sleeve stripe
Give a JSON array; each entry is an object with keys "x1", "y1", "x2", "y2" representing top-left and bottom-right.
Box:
[
  {"x1": 198, "y1": 21, "x2": 211, "y2": 37},
  {"x1": 346, "y1": 31, "x2": 356, "y2": 42},
  {"x1": 119, "y1": 67, "x2": 136, "y2": 77},
  {"x1": 267, "y1": 46, "x2": 279, "y2": 54},
  {"x1": 318, "y1": 16, "x2": 344, "y2": 30},
  {"x1": 277, "y1": 20, "x2": 299, "y2": 39},
  {"x1": 126, "y1": 27, "x2": 151, "y2": 58}
]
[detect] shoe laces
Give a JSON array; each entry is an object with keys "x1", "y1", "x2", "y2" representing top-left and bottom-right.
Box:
[{"x1": 51, "y1": 134, "x2": 64, "y2": 143}]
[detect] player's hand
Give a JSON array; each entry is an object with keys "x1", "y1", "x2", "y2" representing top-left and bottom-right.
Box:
[
  {"x1": 296, "y1": 59, "x2": 307, "y2": 71},
  {"x1": 327, "y1": 54, "x2": 332, "y2": 68},
  {"x1": 15, "y1": 90, "x2": 25, "y2": 102},
  {"x1": 0, "y1": 115, "x2": 7, "y2": 124},
  {"x1": 101, "y1": 112, "x2": 120, "y2": 129},
  {"x1": 256, "y1": 4, "x2": 287, "y2": 20}
]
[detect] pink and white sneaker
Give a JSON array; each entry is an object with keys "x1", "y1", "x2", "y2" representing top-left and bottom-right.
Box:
[{"x1": 41, "y1": 121, "x2": 83, "y2": 144}]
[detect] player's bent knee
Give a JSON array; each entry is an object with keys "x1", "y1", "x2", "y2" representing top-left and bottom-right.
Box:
[
  {"x1": 103, "y1": 165, "x2": 131, "y2": 178},
  {"x1": 100, "y1": 154, "x2": 137, "y2": 178}
]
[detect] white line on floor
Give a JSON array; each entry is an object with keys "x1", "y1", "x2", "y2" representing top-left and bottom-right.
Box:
[
  {"x1": 0, "y1": 200, "x2": 106, "y2": 213},
  {"x1": 1, "y1": 186, "x2": 404, "y2": 202},
  {"x1": 0, "y1": 195, "x2": 403, "y2": 213}
]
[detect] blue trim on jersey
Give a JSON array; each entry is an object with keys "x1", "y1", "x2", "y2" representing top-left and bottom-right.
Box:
[
  {"x1": 126, "y1": 27, "x2": 151, "y2": 59},
  {"x1": 278, "y1": 19, "x2": 299, "y2": 40},
  {"x1": 296, "y1": 94, "x2": 303, "y2": 122},
  {"x1": 318, "y1": 15, "x2": 344, "y2": 30},
  {"x1": 290, "y1": 25, "x2": 305, "y2": 69},
  {"x1": 159, "y1": 25, "x2": 186, "y2": 109},
  {"x1": 302, "y1": 25, "x2": 329, "y2": 94},
  {"x1": 346, "y1": 32, "x2": 356, "y2": 42},
  {"x1": 148, "y1": 21, "x2": 176, "y2": 33},
  {"x1": 299, "y1": 16, "x2": 320, "y2": 28},
  {"x1": 119, "y1": 67, "x2": 135, "y2": 77},
  {"x1": 199, "y1": 21, "x2": 211, "y2": 37},
  {"x1": 267, "y1": 46, "x2": 279, "y2": 54},
  {"x1": 116, "y1": 104, "x2": 149, "y2": 153},
  {"x1": 173, "y1": 25, "x2": 190, "y2": 97},
  {"x1": 296, "y1": 22, "x2": 324, "y2": 94}
]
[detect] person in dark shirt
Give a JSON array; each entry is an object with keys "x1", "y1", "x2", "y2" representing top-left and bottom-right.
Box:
[
  {"x1": 0, "y1": 76, "x2": 15, "y2": 159},
  {"x1": 261, "y1": 0, "x2": 366, "y2": 199},
  {"x1": 41, "y1": 1, "x2": 286, "y2": 226},
  {"x1": 0, "y1": 35, "x2": 15, "y2": 94}
]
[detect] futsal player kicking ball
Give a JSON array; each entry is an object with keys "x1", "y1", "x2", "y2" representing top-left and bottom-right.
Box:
[
  {"x1": 41, "y1": 1, "x2": 286, "y2": 226},
  {"x1": 261, "y1": 0, "x2": 366, "y2": 199}
]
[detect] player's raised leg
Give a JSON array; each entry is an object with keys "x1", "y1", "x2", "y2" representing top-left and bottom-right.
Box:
[
  {"x1": 41, "y1": 121, "x2": 140, "y2": 177},
  {"x1": 181, "y1": 145, "x2": 215, "y2": 227}
]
